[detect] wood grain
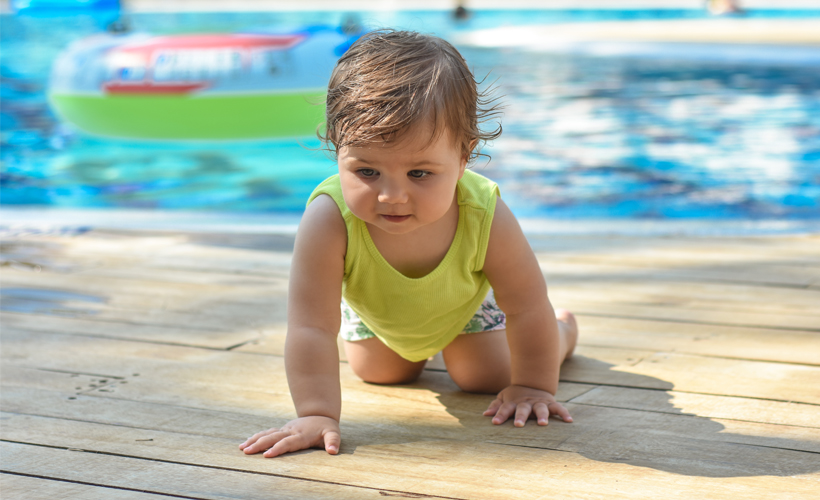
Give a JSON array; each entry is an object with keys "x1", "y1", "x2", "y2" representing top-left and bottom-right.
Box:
[
  {"x1": 3, "y1": 230, "x2": 819, "y2": 498},
  {"x1": 3, "y1": 412, "x2": 819, "y2": 500}
]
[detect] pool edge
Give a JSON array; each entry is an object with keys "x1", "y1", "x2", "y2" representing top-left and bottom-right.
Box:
[{"x1": 2, "y1": 207, "x2": 818, "y2": 237}]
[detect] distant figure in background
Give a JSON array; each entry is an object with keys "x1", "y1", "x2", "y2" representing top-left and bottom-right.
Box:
[
  {"x1": 707, "y1": 0, "x2": 744, "y2": 15},
  {"x1": 453, "y1": 0, "x2": 470, "y2": 20},
  {"x1": 106, "y1": 17, "x2": 130, "y2": 33}
]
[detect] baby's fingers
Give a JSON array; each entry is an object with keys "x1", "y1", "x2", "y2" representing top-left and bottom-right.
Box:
[
  {"x1": 239, "y1": 429, "x2": 281, "y2": 452},
  {"x1": 533, "y1": 402, "x2": 551, "y2": 425},
  {"x1": 243, "y1": 432, "x2": 291, "y2": 455},
  {"x1": 491, "y1": 402, "x2": 517, "y2": 425},
  {"x1": 513, "y1": 403, "x2": 533, "y2": 427},
  {"x1": 323, "y1": 430, "x2": 341, "y2": 455},
  {"x1": 483, "y1": 398, "x2": 503, "y2": 417},
  {"x1": 550, "y1": 402, "x2": 573, "y2": 423},
  {"x1": 264, "y1": 435, "x2": 309, "y2": 458}
]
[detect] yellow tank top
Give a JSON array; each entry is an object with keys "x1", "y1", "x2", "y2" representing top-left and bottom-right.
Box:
[{"x1": 307, "y1": 169, "x2": 500, "y2": 362}]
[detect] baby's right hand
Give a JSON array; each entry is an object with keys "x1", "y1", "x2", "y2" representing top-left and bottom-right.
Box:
[{"x1": 239, "y1": 416, "x2": 341, "y2": 458}]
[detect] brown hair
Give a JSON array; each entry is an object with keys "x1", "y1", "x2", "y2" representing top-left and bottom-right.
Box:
[{"x1": 319, "y1": 29, "x2": 502, "y2": 163}]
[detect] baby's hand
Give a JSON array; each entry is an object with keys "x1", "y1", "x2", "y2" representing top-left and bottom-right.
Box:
[
  {"x1": 239, "y1": 416, "x2": 341, "y2": 458},
  {"x1": 483, "y1": 385, "x2": 573, "y2": 427}
]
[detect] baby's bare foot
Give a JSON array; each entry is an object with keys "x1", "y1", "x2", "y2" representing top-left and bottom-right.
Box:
[{"x1": 555, "y1": 309, "x2": 578, "y2": 361}]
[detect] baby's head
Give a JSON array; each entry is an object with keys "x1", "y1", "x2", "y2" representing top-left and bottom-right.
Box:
[{"x1": 320, "y1": 29, "x2": 501, "y2": 162}]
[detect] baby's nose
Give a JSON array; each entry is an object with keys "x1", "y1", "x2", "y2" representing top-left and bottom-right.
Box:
[{"x1": 378, "y1": 181, "x2": 408, "y2": 204}]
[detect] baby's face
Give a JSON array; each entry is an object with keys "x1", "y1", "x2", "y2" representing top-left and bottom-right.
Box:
[{"x1": 337, "y1": 122, "x2": 467, "y2": 236}]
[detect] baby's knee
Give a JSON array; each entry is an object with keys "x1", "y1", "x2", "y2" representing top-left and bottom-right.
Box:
[
  {"x1": 354, "y1": 363, "x2": 425, "y2": 385},
  {"x1": 449, "y1": 368, "x2": 509, "y2": 394},
  {"x1": 344, "y1": 338, "x2": 427, "y2": 385},
  {"x1": 453, "y1": 378, "x2": 507, "y2": 394}
]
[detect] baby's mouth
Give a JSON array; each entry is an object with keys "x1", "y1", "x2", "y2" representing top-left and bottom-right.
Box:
[{"x1": 381, "y1": 214, "x2": 411, "y2": 223}]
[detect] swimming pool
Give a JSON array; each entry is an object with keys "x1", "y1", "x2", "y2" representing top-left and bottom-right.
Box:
[{"x1": 2, "y1": 8, "x2": 820, "y2": 222}]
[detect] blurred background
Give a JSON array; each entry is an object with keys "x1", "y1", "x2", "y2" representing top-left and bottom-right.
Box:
[{"x1": 2, "y1": 0, "x2": 819, "y2": 231}]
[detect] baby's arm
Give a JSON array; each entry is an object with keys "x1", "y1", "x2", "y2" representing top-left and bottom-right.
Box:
[
  {"x1": 481, "y1": 198, "x2": 572, "y2": 427},
  {"x1": 239, "y1": 195, "x2": 347, "y2": 457}
]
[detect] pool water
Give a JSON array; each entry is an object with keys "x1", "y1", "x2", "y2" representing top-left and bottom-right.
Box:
[{"x1": 2, "y1": 8, "x2": 820, "y2": 220}]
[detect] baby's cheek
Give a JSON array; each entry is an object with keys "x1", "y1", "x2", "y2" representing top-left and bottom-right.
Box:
[
  {"x1": 345, "y1": 199, "x2": 372, "y2": 222},
  {"x1": 340, "y1": 186, "x2": 371, "y2": 220}
]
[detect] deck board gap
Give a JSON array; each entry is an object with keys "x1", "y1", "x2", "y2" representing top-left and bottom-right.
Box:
[
  {"x1": 224, "y1": 338, "x2": 264, "y2": 351},
  {"x1": 11, "y1": 316, "x2": 232, "y2": 334},
  {"x1": 6, "y1": 327, "x2": 242, "y2": 351},
  {"x1": 569, "y1": 402, "x2": 820, "y2": 429},
  {"x1": 0, "y1": 472, "x2": 206, "y2": 500},
  {"x1": 33, "y1": 367, "x2": 127, "y2": 379},
  {"x1": 576, "y1": 343, "x2": 820, "y2": 367},
  {"x1": 0, "y1": 411, "x2": 214, "y2": 437},
  {"x1": 562, "y1": 381, "x2": 820, "y2": 406},
  {"x1": 485, "y1": 441, "x2": 576, "y2": 454},
  {"x1": 1, "y1": 440, "x2": 467, "y2": 500},
  {"x1": 575, "y1": 311, "x2": 820, "y2": 333},
  {"x1": 716, "y1": 441, "x2": 820, "y2": 456}
]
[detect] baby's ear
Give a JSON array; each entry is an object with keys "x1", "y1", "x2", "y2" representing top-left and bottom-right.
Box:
[{"x1": 464, "y1": 139, "x2": 478, "y2": 161}]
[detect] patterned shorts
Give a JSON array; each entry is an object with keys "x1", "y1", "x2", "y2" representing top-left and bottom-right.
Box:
[{"x1": 339, "y1": 289, "x2": 507, "y2": 342}]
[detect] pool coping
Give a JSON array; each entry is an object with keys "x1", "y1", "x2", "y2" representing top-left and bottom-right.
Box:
[{"x1": 2, "y1": 207, "x2": 818, "y2": 237}]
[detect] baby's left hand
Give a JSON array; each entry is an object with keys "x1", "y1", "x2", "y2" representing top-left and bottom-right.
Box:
[{"x1": 483, "y1": 385, "x2": 573, "y2": 427}]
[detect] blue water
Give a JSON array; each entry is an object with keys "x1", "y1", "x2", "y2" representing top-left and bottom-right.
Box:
[{"x1": 2, "y1": 8, "x2": 820, "y2": 219}]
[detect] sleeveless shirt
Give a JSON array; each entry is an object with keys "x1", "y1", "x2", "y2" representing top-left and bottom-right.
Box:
[{"x1": 306, "y1": 169, "x2": 500, "y2": 362}]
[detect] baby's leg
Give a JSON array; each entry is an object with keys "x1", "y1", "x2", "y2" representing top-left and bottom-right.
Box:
[
  {"x1": 442, "y1": 329, "x2": 511, "y2": 393},
  {"x1": 442, "y1": 310, "x2": 578, "y2": 394},
  {"x1": 344, "y1": 337, "x2": 427, "y2": 385},
  {"x1": 556, "y1": 309, "x2": 578, "y2": 362}
]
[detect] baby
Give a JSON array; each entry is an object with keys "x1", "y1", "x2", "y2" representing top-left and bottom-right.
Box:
[{"x1": 240, "y1": 29, "x2": 578, "y2": 458}]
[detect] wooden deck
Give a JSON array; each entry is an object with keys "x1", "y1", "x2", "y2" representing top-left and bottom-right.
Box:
[{"x1": 1, "y1": 227, "x2": 819, "y2": 499}]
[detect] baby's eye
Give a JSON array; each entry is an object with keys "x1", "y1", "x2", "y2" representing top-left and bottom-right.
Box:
[
  {"x1": 358, "y1": 168, "x2": 377, "y2": 177},
  {"x1": 408, "y1": 170, "x2": 430, "y2": 179}
]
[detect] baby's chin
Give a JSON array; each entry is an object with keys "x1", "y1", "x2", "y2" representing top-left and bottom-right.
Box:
[{"x1": 365, "y1": 218, "x2": 420, "y2": 236}]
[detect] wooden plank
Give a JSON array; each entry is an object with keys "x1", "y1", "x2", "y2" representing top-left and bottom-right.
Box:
[
  {"x1": 562, "y1": 346, "x2": 820, "y2": 405},
  {"x1": 552, "y1": 278, "x2": 820, "y2": 315},
  {"x1": 0, "y1": 315, "x2": 274, "y2": 350},
  {"x1": 60, "y1": 235, "x2": 294, "y2": 276},
  {"x1": 11, "y1": 252, "x2": 819, "y2": 321},
  {"x1": 0, "y1": 473, "x2": 177, "y2": 500},
  {"x1": 5, "y1": 327, "x2": 819, "y2": 411},
  {"x1": 4, "y1": 346, "x2": 819, "y2": 457},
  {"x1": 1, "y1": 270, "x2": 288, "y2": 335},
  {"x1": 539, "y1": 258, "x2": 820, "y2": 289},
  {"x1": 3, "y1": 377, "x2": 819, "y2": 459},
  {"x1": 0, "y1": 359, "x2": 592, "y2": 429},
  {"x1": 568, "y1": 386, "x2": 820, "y2": 429},
  {"x1": 1, "y1": 267, "x2": 288, "y2": 306},
  {"x1": 236, "y1": 313, "x2": 820, "y2": 367},
  {"x1": 2, "y1": 234, "x2": 293, "y2": 278},
  {"x1": 527, "y1": 235, "x2": 820, "y2": 264},
  {"x1": 10, "y1": 232, "x2": 820, "y2": 273},
  {"x1": 573, "y1": 314, "x2": 820, "y2": 366},
  {"x1": 3, "y1": 412, "x2": 818, "y2": 499},
  {"x1": 0, "y1": 442, "x2": 404, "y2": 500},
  {"x1": 549, "y1": 288, "x2": 820, "y2": 332},
  {"x1": 10, "y1": 363, "x2": 815, "y2": 455},
  {"x1": 74, "y1": 265, "x2": 289, "y2": 285}
]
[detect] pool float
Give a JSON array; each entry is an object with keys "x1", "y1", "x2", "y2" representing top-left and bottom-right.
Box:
[{"x1": 48, "y1": 26, "x2": 358, "y2": 140}]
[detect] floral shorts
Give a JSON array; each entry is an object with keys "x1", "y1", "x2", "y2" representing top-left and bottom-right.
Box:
[{"x1": 339, "y1": 289, "x2": 507, "y2": 342}]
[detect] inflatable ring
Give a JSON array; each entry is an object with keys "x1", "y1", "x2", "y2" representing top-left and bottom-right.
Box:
[{"x1": 48, "y1": 26, "x2": 359, "y2": 140}]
